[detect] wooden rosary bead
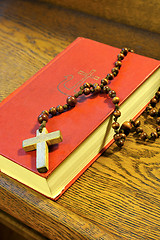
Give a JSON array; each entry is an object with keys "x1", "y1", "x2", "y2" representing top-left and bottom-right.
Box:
[
  {"x1": 113, "y1": 110, "x2": 121, "y2": 118},
  {"x1": 115, "y1": 61, "x2": 122, "y2": 68},
  {"x1": 111, "y1": 67, "x2": 119, "y2": 76},
  {"x1": 134, "y1": 120, "x2": 141, "y2": 127},
  {"x1": 121, "y1": 48, "x2": 128, "y2": 56},
  {"x1": 156, "y1": 117, "x2": 160, "y2": 125},
  {"x1": 116, "y1": 139, "x2": 125, "y2": 147},
  {"x1": 150, "y1": 132, "x2": 158, "y2": 140},
  {"x1": 140, "y1": 132, "x2": 148, "y2": 140},
  {"x1": 38, "y1": 113, "x2": 48, "y2": 123},
  {"x1": 146, "y1": 105, "x2": 152, "y2": 112},
  {"x1": 49, "y1": 107, "x2": 57, "y2": 116},
  {"x1": 106, "y1": 73, "x2": 114, "y2": 80},
  {"x1": 150, "y1": 97, "x2": 157, "y2": 107},
  {"x1": 117, "y1": 53, "x2": 124, "y2": 60},
  {"x1": 121, "y1": 121, "x2": 132, "y2": 131},
  {"x1": 112, "y1": 122, "x2": 120, "y2": 130},
  {"x1": 109, "y1": 90, "x2": 116, "y2": 98},
  {"x1": 41, "y1": 110, "x2": 49, "y2": 116},
  {"x1": 63, "y1": 104, "x2": 69, "y2": 110},
  {"x1": 83, "y1": 82, "x2": 90, "y2": 88},
  {"x1": 83, "y1": 88, "x2": 90, "y2": 95},
  {"x1": 149, "y1": 108, "x2": 157, "y2": 117},
  {"x1": 136, "y1": 127, "x2": 143, "y2": 134},
  {"x1": 93, "y1": 83, "x2": 99, "y2": 88},
  {"x1": 112, "y1": 97, "x2": 120, "y2": 104},
  {"x1": 156, "y1": 126, "x2": 160, "y2": 136},
  {"x1": 114, "y1": 133, "x2": 121, "y2": 141},
  {"x1": 103, "y1": 86, "x2": 110, "y2": 94},
  {"x1": 156, "y1": 91, "x2": 160, "y2": 98},
  {"x1": 56, "y1": 105, "x2": 64, "y2": 113},
  {"x1": 119, "y1": 133, "x2": 126, "y2": 139},
  {"x1": 94, "y1": 85, "x2": 101, "y2": 93},
  {"x1": 67, "y1": 96, "x2": 77, "y2": 107},
  {"x1": 101, "y1": 78, "x2": 108, "y2": 85}
]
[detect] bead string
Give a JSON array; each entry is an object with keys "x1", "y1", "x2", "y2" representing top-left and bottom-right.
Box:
[
  {"x1": 37, "y1": 48, "x2": 160, "y2": 148},
  {"x1": 38, "y1": 47, "x2": 132, "y2": 132}
]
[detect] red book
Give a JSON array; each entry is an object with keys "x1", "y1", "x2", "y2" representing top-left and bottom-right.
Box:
[{"x1": 0, "y1": 38, "x2": 160, "y2": 200}]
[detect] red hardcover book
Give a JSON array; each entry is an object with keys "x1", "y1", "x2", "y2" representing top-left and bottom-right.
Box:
[{"x1": 0, "y1": 38, "x2": 160, "y2": 200}]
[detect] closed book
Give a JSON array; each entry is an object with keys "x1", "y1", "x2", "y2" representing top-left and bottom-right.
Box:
[{"x1": 0, "y1": 37, "x2": 159, "y2": 200}]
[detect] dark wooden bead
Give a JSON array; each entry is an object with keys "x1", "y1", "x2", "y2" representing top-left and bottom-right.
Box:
[
  {"x1": 94, "y1": 85, "x2": 101, "y2": 93},
  {"x1": 116, "y1": 139, "x2": 125, "y2": 147},
  {"x1": 140, "y1": 132, "x2": 148, "y2": 140},
  {"x1": 56, "y1": 105, "x2": 64, "y2": 113},
  {"x1": 93, "y1": 83, "x2": 99, "y2": 88},
  {"x1": 101, "y1": 78, "x2": 108, "y2": 85},
  {"x1": 111, "y1": 67, "x2": 119, "y2": 76},
  {"x1": 150, "y1": 97, "x2": 157, "y2": 107},
  {"x1": 134, "y1": 120, "x2": 141, "y2": 128},
  {"x1": 115, "y1": 61, "x2": 122, "y2": 68},
  {"x1": 136, "y1": 127, "x2": 143, "y2": 134},
  {"x1": 156, "y1": 117, "x2": 160, "y2": 125},
  {"x1": 158, "y1": 108, "x2": 160, "y2": 117},
  {"x1": 121, "y1": 48, "x2": 128, "y2": 56},
  {"x1": 156, "y1": 126, "x2": 160, "y2": 135},
  {"x1": 103, "y1": 86, "x2": 110, "y2": 94},
  {"x1": 119, "y1": 133, "x2": 126, "y2": 139},
  {"x1": 67, "y1": 96, "x2": 77, "y2": 107},
  {"x1": 149, "y1": 108, "x2": 157, "y2": 117},
  {"x1": 150, "y1": 132, "x2": 158, "y2": 140},
  {"x1": 41, "y1": 110, "x2": 49, "y2": 116},
  {"x1": 63, "y1": 104, "x2": 69, "y2": 110},
  {"x1": 113, "y1": 110, "x2": 121, "y2": 118},
  {"x1": 128, "y1": 48, "x2": 134, "y2": 53},
  {"x1": 106, "y1": 73, "x2": 114, "y2": 80},
  {"x1": 114, "y1": 133, "x2": 120, "y2": 141},
  {"x1": 117, "y1": 53, "x2": 124, "y2": 60},
  {"x1": 112, "y1": 97, "x2": 120, "y2": 104},
  {"x1": 83, "y1": 88, "x2": 90, "y2": 95},
  {"x1": 156, "y1": 91, "x2": 160, "y2": 98},
  {"x1": 109, "y1": 90, "x2": 116, "y2": 98},
  {"x1": 38, "y1": 113, "x2": 48, "y2": 123},
  {"x1": 83, "y1": 82, "x2": 90, "y2": 88},
  {"x1": 121, "y1": 121, "x2": 132, "y2": 131},
  {"x1": 146, "y1": 105, "x2": 152, "y2": 112},
  {"x1": 49, "y1": 107, "x2": 57, "y2": 116},
  {"x1": 112, "y1": 122, "x2": 120, "y2": 130}
]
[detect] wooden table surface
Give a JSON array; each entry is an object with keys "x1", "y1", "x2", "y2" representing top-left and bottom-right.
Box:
[{"x1": 0, "y1": 1, "x2": 160, "y2": 239}]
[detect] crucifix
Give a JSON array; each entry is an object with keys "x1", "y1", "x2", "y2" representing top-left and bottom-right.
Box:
[{"x1": 23, "y1": 128, "x2": 63, "y2": 173}]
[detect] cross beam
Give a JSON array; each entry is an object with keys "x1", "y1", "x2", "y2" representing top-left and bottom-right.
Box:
[{"x1": 23, "y1": 128, "x2": 63, "y2": 173}]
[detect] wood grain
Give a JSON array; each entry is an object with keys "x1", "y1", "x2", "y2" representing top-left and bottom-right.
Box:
[
  {"x1": 0, "y1": 0, "x2": 160, "y2": 239},
  {"x1": 38, "y1": 0, "x2": 160, "y2": 34},
  {"x1": 0, "y1": 210, "x2": 48, "y2": 240}
]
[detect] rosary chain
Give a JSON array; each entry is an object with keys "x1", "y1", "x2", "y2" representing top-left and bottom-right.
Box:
[{"x1": 37, "y1": 47, "x2": 160, "y2": 147}]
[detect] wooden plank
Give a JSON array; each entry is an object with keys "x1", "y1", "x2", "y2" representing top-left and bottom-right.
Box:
[
  {"x1": 38, "y1": 0, "x2": 160, "y2": 34},
  {"x1": 0, "y1": 0, "x2": 160, "y2": 239},
  {"x1": 0, "y1": 210, "x2": 48, "y2": 240},
  {"x1": 0, "y1": 173, "x2": 115, "y2": 240}
]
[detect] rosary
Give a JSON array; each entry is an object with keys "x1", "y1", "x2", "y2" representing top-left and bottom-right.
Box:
[{"x1": 23, "y1": 47, "x2": 160, "y2": 173}]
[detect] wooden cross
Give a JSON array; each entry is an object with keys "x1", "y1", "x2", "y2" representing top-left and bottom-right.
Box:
[{"x1": 22, "y1": 128, "x2": 63, "y2": 173}]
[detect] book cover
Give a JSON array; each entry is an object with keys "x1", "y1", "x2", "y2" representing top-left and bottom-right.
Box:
[{"x1": 0, "y1": 37, "x2": 159, "y2": 199}]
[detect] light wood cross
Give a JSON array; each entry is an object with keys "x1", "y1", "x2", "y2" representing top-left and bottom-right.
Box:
[{"x1": 23, "y1": 128, "x2": 63, "y2": 173}]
